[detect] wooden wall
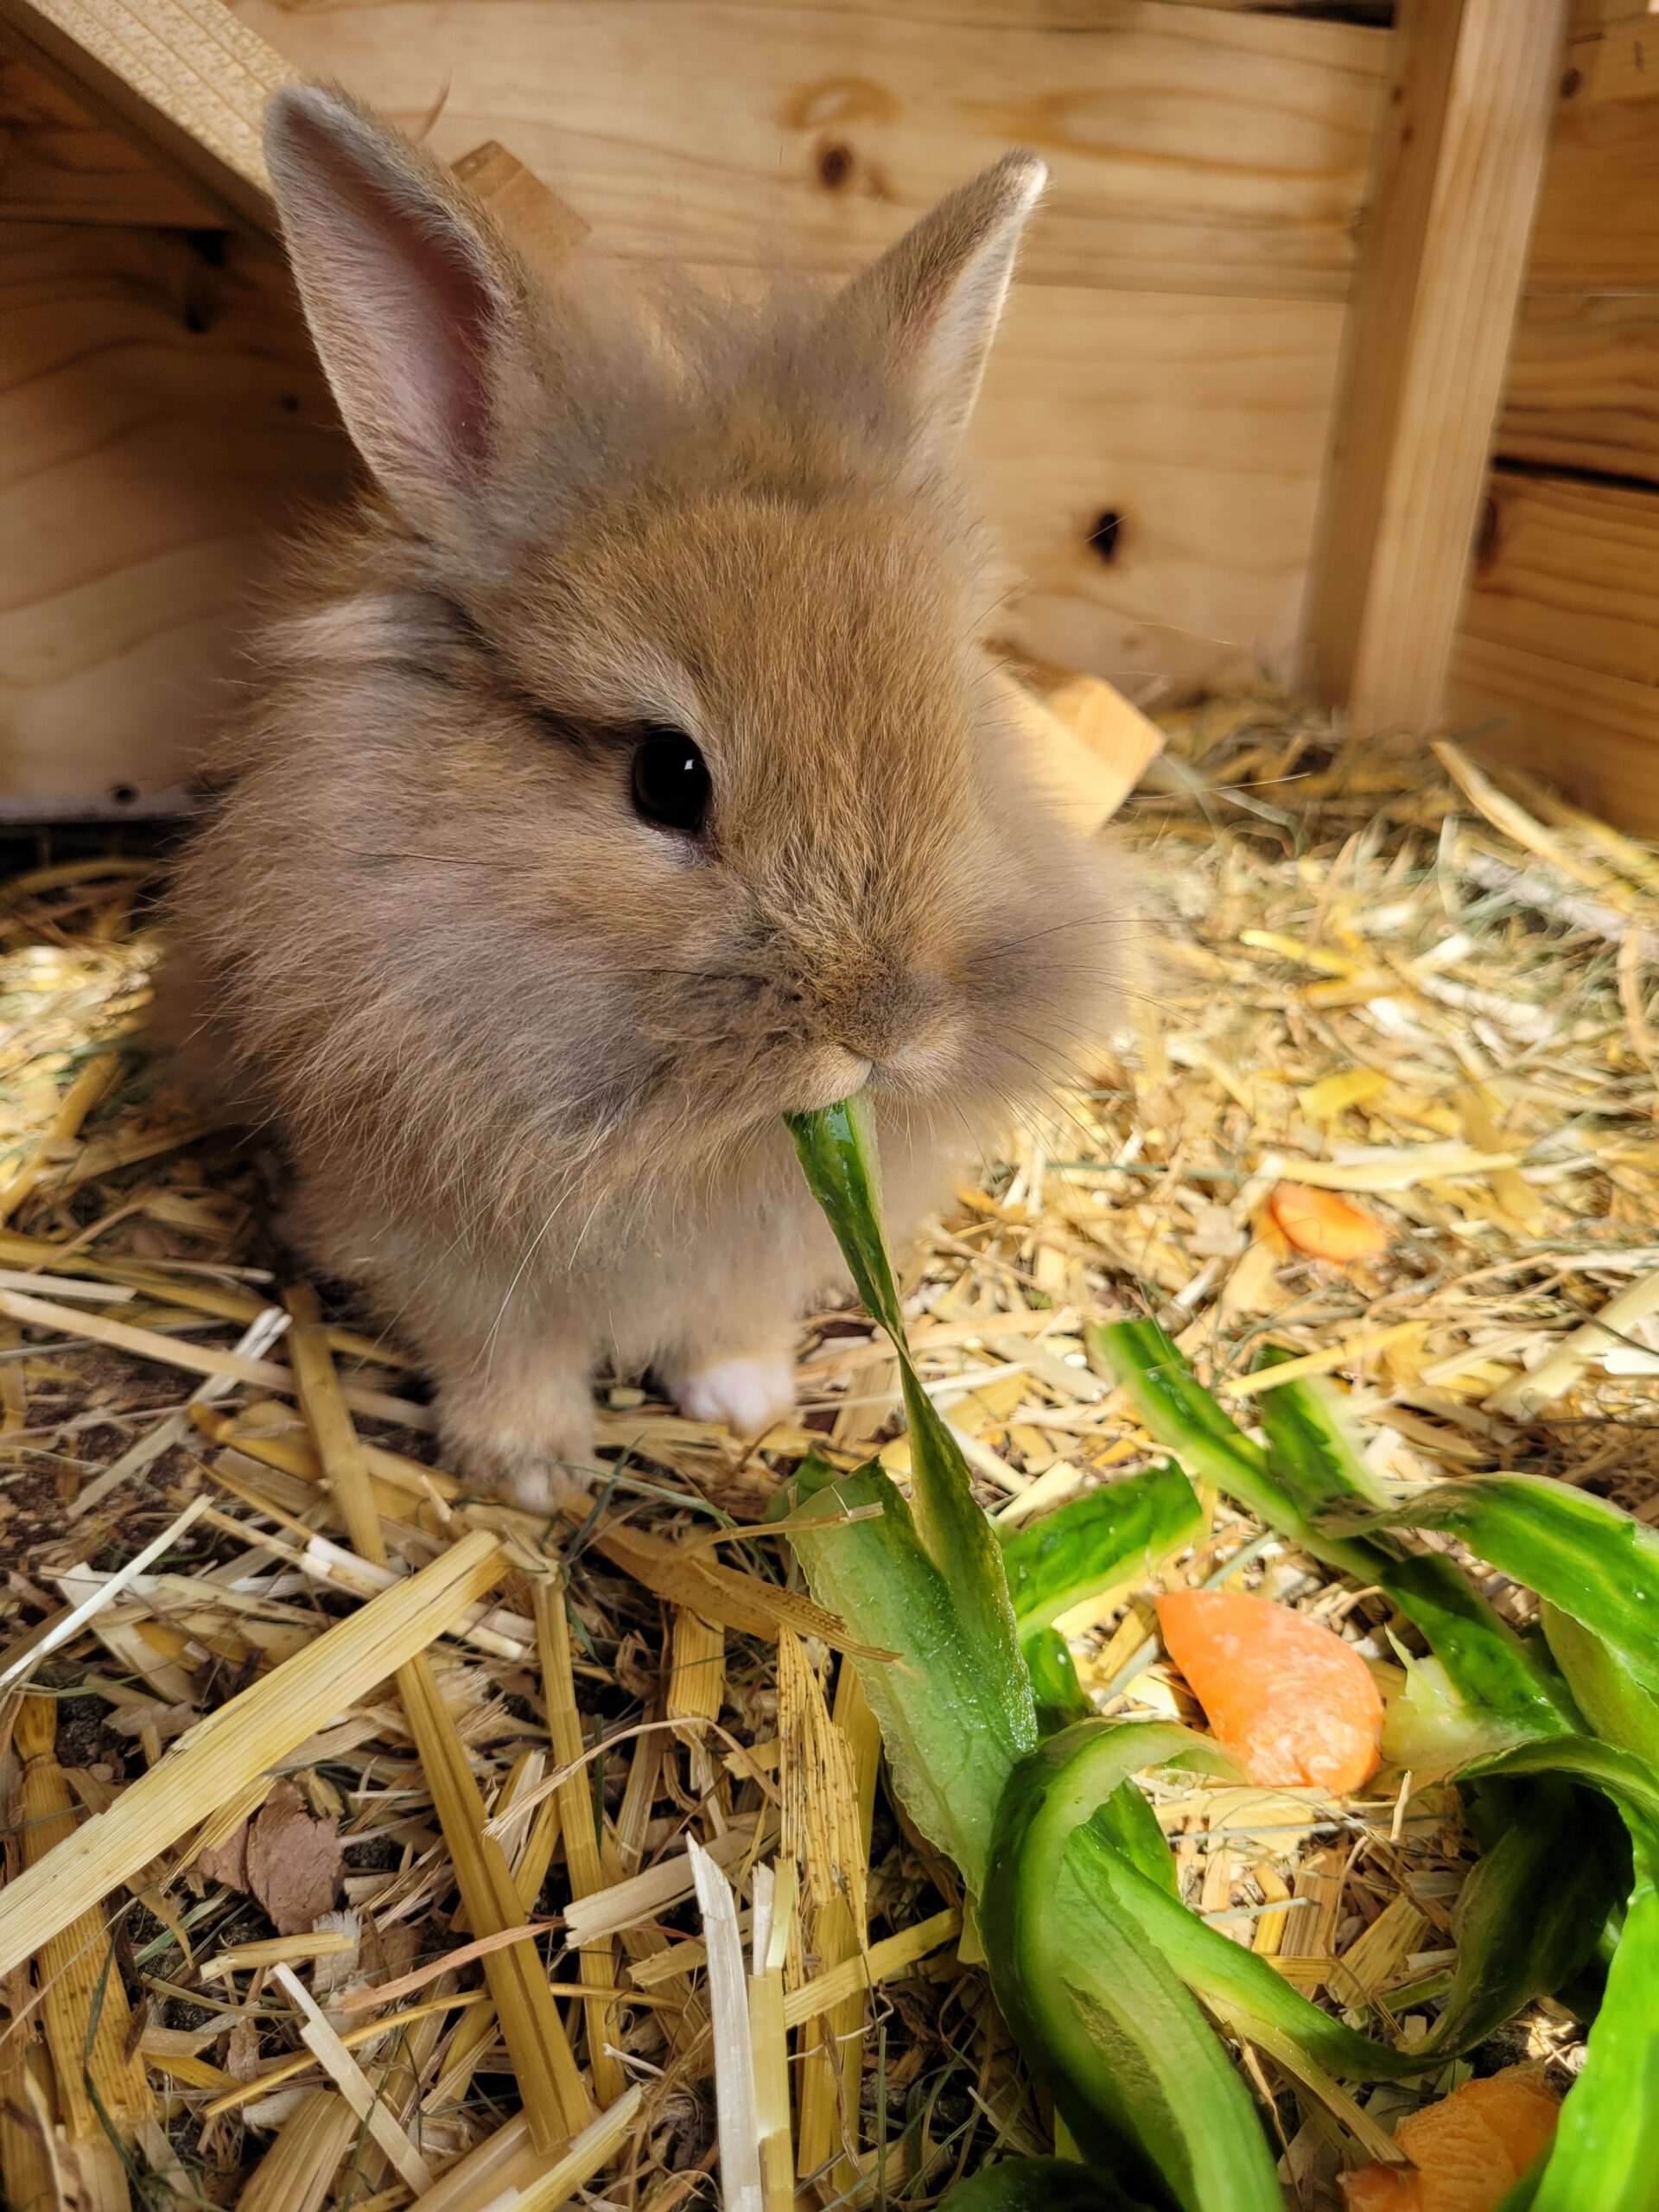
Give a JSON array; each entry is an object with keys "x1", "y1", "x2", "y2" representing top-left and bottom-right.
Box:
[
  {"x1": 1452, "y1": 2, "x2": 1659, "y2": 830},
  {"x1": 0, "y1": 0, "x2": 1389, "y2": 815}
]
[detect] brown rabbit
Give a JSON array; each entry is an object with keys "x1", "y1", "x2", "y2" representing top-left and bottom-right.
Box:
[{"x1": 165, "y1": 85, "x2": 1124, "y2": 1509}]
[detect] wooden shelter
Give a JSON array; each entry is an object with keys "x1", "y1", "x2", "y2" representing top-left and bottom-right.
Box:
[{"x1": 0, "y1": 1, "x2": 1653, "y2": 826}]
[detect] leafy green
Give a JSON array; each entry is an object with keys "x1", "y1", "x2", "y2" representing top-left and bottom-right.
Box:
[
  {"x1": 787, "y1": 1456, "x2": 1033, "y2": 1889},
  {"x1": 1093, "y1": 1321, "x2": 1574, "y2": 1743},
  {"x1": 984, "y1": 1721, "x2": 1285, "y2": 2209},
  {"x1": 942, "y1": 2157, "x2": 1149, "y2": 2211},
  {"x1": 1337, "y1": 1477, "x2": 1659, "y2": 1699},
  {"x1": 1544, "y1": 1605, "x2": 1659, "y2": 1770},
  {"x1": 1022, "y1": 1626, "x2": 1095, "y2": 1734},
  {"x1": 1002, "y1": 1463, "x2": 1202, "y2": 1631},
  {"x1": 789, "y1": 1097, "x2": 1035, "y2": 1748}
]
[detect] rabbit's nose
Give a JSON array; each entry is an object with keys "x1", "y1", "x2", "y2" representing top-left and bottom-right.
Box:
[{"x1": 823, "y1": 969, "x2": 948, "y2": 1065}]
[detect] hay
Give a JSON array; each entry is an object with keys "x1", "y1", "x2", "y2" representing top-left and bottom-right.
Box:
[{"x1": 0, "y1": 697, "x2": 1652, "y2": 2208}]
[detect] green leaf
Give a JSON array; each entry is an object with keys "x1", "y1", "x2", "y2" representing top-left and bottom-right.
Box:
[
  {"x1": 1338, "y1": 1477, "x2": 1659, "y2": 1700},
  {"x1": 1421, "y1": 1778, "x2": 1624, "y2": 2057},
  {"x1": 984, "y1": 1719, "x2": 1306, "y2": 2209},
  {"x1": 1461, "y1": 1737, "x2": 1659, "y2": 1838},
  {"x1": 789, "y1": 1098, "x2": 1035, "y2": 1748},
  {"x1": 1543, "y1": 1606, "x2": 1659, "y2": 1769},
  {"x1": 1530, "y1": 1879, "x2": 1659, "y2": 2212},
  {"x1": 941, "y1": 2156, "x2": 1151, "y2": 2212},
  {"x1": 787, "y1": 1457, "x2": 1033, "y2": 1890},
  {"x1": 1095, "y1": 1321, "x2": 1573, "y2": 1742},
  {"x1": 1002, "y1": 1463, "x2": 1203, "y2": 1631},
  {"x1": 1023, "y1": 1626, "x2": 1095, "y2": 1734}
]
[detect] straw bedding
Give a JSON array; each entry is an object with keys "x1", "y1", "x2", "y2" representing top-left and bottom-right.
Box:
[{"x1": 0, "y1": 696, "x2": 1652, "y2": 2209}]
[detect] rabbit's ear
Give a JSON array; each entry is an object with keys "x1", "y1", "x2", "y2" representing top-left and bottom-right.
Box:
[
  {"x1": 836, "y1": 152, "x2": 1046, "y2": 442},
  {"x1": 264, "y1": 83, "x2": 527, "y2": 520}
]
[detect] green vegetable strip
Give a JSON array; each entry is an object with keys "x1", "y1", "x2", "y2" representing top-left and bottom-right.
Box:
[
  {"x1": 788, "y1": 1457, "x2": 1031, "y2": 1890},
  {"x1": 1530, "y1": 1882, "x2": 1659, "y2": 2212},
  {"x1": 1420, "y1": 1780, "x2": 1623, "y2": 2058},
  {"x1": 941, "y1": 2154, "x2": 1152, "y2": 2212},
  {"x1": 1094, "y1": 1320, "x2": 1573, "y2": 1738},
  {"x1": 1344, "y1": 1477, "x2": 1659, "y2": 1699},
  {"x1": 1544, "y1": 1606, "x2": 1659, "y2": 1770},
  {"x1": 985, "y1": 1720, "x2": 1285, "y2": 2209},
  {"x1": 1002, "y1": 1462, "x2": 1203, "y2": 1631},
  {"x1": 1022, "y1": 1626, "x2": 1096, "y2": 1734},
  {"x1": 789, "y1": 1099, "x2": 1035, "y2": 1745},
  {"x1": 1448, "y1": 1735, "x2": 1659, "y2": 2212}
]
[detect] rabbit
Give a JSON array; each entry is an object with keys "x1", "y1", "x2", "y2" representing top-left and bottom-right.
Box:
[{"x1": 163, "y1": 83, "x2": 1127, "y2": 1510}]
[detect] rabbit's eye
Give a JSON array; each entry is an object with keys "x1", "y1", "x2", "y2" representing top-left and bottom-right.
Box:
[{"x1": 631, "y1": 728, "x2": 710, "y2": 836}]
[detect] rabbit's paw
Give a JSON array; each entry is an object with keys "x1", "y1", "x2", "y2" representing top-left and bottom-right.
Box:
[
  {"x1": 668, "y1": 1352, "x2": 796, "y2": 1437},
  {"x1": 436, "y1": 1377, "x2": 596, "y2": 1515}
]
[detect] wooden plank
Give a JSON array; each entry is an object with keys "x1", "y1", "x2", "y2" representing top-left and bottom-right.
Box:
[
  {"x1": 976, "y1": 282, "x2": 1343, "y2": 690},
  {"x1": 0, "y1": 0, "x2": 289, "y2": 231},
  {"x1": 0, "y1": 46, "x2": 216, "y2": 224},
  {"x1": 1304, "y1": 0, "x2": 1571, "y2": 736},
  {"x1": 0, "y1": 220, "x2": 344, "y2": 817},
  {"x1": 1532, "y1": 78, "x2": 1659, "y2": 289},
  {"x1": 0, "y1": 248, "x2": 1341, "y2": 810},
  {"x1": 1449, "y1": 631, "x2": 1659, "y2": 833},
  {"x1": 238, "y1": 0, "x2": 1385, "y2": 302},
  {"x1": 1464, "y1": 471, "x2": 1659, "y2": 690},
  {"x1": 1500, "y1": 292, "x2": 1659, "y2": 482}
]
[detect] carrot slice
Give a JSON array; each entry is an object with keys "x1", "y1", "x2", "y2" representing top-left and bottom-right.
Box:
[
  {"x1": 1269, "y1": 1181, "x2": 1390, "y2": 1262},
  {"x1": 1155, "y1": 1588, "x2": 1383, "y2": 1795},
  {"x1": 1338, "y1": 2064, "x2": 1560, "y2": 2211}
]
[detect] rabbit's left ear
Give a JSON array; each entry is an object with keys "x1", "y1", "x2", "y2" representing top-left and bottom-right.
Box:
[
  {"x1": 834, "y1": 152, "x2": 1046, "y2": 443},
  {"x1": 264, "y1": 81, "x2": 531, "y2": 525}
]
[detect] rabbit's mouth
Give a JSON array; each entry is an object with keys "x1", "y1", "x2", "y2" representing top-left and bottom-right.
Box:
[{"x1": 790, "y1": 1046, "x2": 872, "y2": 1116}]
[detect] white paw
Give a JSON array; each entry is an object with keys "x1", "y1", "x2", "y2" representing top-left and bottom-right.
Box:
[{"x1": 671, "y1": 1354, "x2": 797, "y2": 1436}]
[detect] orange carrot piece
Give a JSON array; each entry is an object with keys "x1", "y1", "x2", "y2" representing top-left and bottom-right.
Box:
[
  {"x1": 1155, "y1": 1588, "x2": 1384, "y2": 1795},
  {"x1": 1339, "y1": 2065, "x2": 1560, "y2": 2212},
  {"x1": 1269, "y1": 1181, "x2": 1390, "y2": 1262}
]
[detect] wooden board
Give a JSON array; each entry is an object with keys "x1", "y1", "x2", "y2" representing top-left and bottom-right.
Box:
[
  {"x1": 0, "y1": 0, "x2": 290, "y2": 232},
  {"x1": 237, "y1": 0, "x2": 1385, "y2": 302},
  {"x1": 1450, "y1": 631, "x2": 1659, "y2": 833},
  {"x1": 0, "y1": 239, "x2": 1341, "y2": 807},
  {"x1": 0, "y1": 221, "x2": 344, "y2": 816},
  {"x1": 1303, "y1": 0, "x2": 1571, "y2": 737},
  {"x1": 0, "y1": 47, "x2": 217, "y2": 224},
  {"x1": 977, "y1": 284, "x2": 1343, "y2": 691},
  {"x1": 1531, "y1": 78, "x2": 1659, "y2": 290},
  {"x1": 1500, "y1": 291, "x2": 1659, "y2": 482},
  {"x1": 1463, "y1": 471, "x2": 1659, "y2": 690}
]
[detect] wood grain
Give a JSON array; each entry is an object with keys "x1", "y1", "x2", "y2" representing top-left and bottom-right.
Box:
[
  {"x1": 0, "y1": 46, "x2": 216, "y2": 223},
  {"x1": 1450, "y1": 631, "x2": 1659, "y2": 834},
  {"x1": 1304, "y1": 0, "x2": 1571, "y2": 735},
  {"x1": 1532, "y1": 76, "x2": 1659, "y2": 289},
  {"x1": 0, "y1": 0, "x2": 289, "y2": 230},
  {"x1": 1500, "y1": 292, "x2": 1659, "y2": 481},
  {"x1": 976, "y1": 283, "x2": 1342, "y2": 690},
  {"x1": 0, "y1": 221, "x2": 344, "y2": 816},
  {"x1": 1464, "y1": 471, "x2": 1659, "y2": 690},
  {"x1": 235, "y1": 0, "x2": 1385, "y2": 301}
]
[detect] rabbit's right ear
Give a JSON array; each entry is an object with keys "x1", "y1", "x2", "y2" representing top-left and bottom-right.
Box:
[{"x1": 264, "y1": 84, "x2": 529, "y2": 527}]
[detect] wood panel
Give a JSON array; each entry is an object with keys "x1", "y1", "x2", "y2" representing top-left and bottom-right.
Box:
[
  {"x1": 0, "y1": 221, "x2": 345, "y2": 816},
  {"x1": 1464, "y1": 471, "x2": 1659, "y2": 690},
  {"x1": 1449, "y1": 632, "x2": 1659, "y2": 833},
  {"x1": 1302, "y1": 0, "x2": 1570, "y2": 736},
  {"x1": 1500, "y1": 291, "x2": 1659, "y2": 481},
  {"x1": 977, "y1": 284, "x2": 1343, "y2": 690},
  {"x1": 1531, "y1": 78, "x2": 1659, "y2": 290},
  {"x1": 0, "y1": 47, "x2": 216, "y2": 224},
  {"x1": 235, "y1": 0, "x2": 1386, "y2": 301}
]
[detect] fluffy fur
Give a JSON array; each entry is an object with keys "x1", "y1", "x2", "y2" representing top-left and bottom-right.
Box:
[{"x1": 164, "y1": 86, "x2": 1125, "y2": 1506}]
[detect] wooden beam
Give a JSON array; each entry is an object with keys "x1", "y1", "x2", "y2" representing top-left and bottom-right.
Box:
[
  {"x1": 0, "y1": 0, "x2": 587, "y2": 269},
  {"x1": 1449, "y1": 632, "x2": 1659, "y2": 834},
  {"x1": 1303, "y1": 0, "x2": 1571, "y2": 737}
]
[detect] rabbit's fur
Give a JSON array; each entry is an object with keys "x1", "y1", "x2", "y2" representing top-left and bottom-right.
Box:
[{"x1": 166, "y1": 86, "x2": 1125, "y2": 1506}]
